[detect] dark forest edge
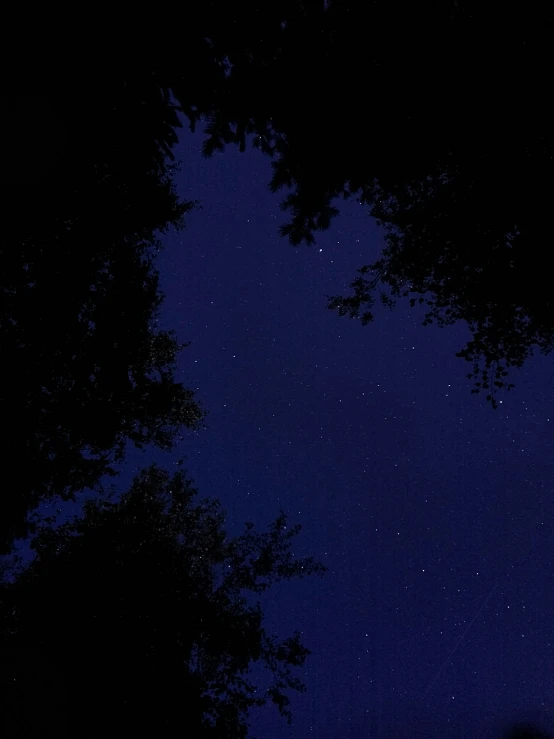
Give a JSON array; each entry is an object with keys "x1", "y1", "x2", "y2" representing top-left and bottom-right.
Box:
[
  {"x1": 0, "y1": 466, "x2": 548, "y2": 737},
  {"x1": 0, "y1": 1, "x2": 552, "y2": 734},
  {"x1": 172, "y1": 0, "x2": 552, "y2": 411},
  {"x1": 1, "y1": 80, "x2": 206, "y2": 549},
  {"x1": 3, "y1": 0, "x2": 551, "y2": 543},
  {"x1": 0, "y1": 464, "x2": 325, "y2": 737}
]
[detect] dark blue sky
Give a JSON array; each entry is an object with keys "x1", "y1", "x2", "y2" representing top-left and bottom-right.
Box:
[{"x1": 31, "y1": 125, "x2": 554, "y2": 737}]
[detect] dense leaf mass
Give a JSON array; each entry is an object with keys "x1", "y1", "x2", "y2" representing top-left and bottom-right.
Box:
[{"x1": 0, "y1": 465, "x2": 325, "y2": 738}]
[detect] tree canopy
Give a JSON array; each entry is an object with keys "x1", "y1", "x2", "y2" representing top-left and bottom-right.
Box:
[
  {"x1": 168, "y1": 0, "x2": 553, "y2": 409},
  {"x1": 6, "y1": 0, "x2": 551, "y2": 546},
  {"x1": 0, "y1": 464, "x2": 325, "y2": 738},
  {"x1": 1, "y1": 73, "x2": 206, "y2": 550}
]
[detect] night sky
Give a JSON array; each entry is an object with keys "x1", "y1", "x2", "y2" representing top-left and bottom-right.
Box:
[{"x1": 31, "y1": 125, "x2": 554, "y2": 737}]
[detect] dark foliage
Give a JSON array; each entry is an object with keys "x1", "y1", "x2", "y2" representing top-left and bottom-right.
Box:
[
  {"x1": 166, "y1": 0, "x2": 553, "y2": 409},
  {"x1": 1, "y1": 69, "x2": 205, "y2": 550},
  {"x1": 0, "y1": 465, "x2": 325, "y2": 738},
  {"x1": 0, "y1": 8, "x2": 550, "y2": 735},
  {"x1": 7, "y1": 1, "x2": 550, "y2": 546}
]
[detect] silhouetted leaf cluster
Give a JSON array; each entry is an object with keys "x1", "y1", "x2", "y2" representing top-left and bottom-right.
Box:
[
  {"x1": 1, "y1": 10, "x2": 551, "y2": 734},
  {"x1": 1, "y1": 70, "x2": 206, "y2": 550},
  {"x1": 0, "y1": 464, "x2": 325, "y2": 738},
  {"x1": 163, "y1": 0, "x2": 553, "y2": 409},
  {"x1": 7, "y1": 2, "x2": 552, "y2": 547}
]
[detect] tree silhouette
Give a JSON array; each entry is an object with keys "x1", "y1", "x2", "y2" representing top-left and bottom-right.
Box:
[
  {"x1": 1, "y1": 71, "x2": 206, "y2": 551},
  {"x1": 165, "y1": 0, "x2": 553, "y2": 408},
  {"x1": 10, "y1": 2, "x2": 554, "y2": 420},
  {"x1": 0, "y1": 464, "x2": 325, "y2": 738},
  {"x1": 280, "y1": 1, "x2": 553, "y2": 408},
  {"x1": 3, "y1": 0, "x2": 551, "y2": 546},
  {"x1": 2, "y1": 1, "x2": 535, "y2": 548}
]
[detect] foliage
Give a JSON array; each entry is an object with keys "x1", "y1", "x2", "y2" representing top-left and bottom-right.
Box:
[
  {"x1": 3, "y1": 0, "x2": 552, "y2": 545},
  {"x1": 7, "y1": 0, "x2": 550, "y2": 549},
  {"x1": 0, "y1": 464, "x2": 325, "y2": 738},
  {"x1": 1, "y1": 72, "x2": 205, "y2": 550},
  {"x1": 168, "y1": 0, "x2": 553, "y2": 408}
]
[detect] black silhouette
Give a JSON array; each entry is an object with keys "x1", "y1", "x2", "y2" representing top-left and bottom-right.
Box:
[
  {"x1": 168, "y1": 1, "x2": 554, "y2": 408},
  {"x1": 1, "y1": 7, "x2": 552, "y2": 735},
  {"x1": 1, "y1": 74, "x2": 204, "y2": 550},
  {"x1": 0, "y1": 464, "x2": 325, "y2": 737},
  {"x1": 5, "y1": 2, "x2": 551, "y2": 547}
]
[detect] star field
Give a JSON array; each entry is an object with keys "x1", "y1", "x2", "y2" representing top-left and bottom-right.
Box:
[{"x1": 35, "y1": 126, "x2": 554, "y2": 738}]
